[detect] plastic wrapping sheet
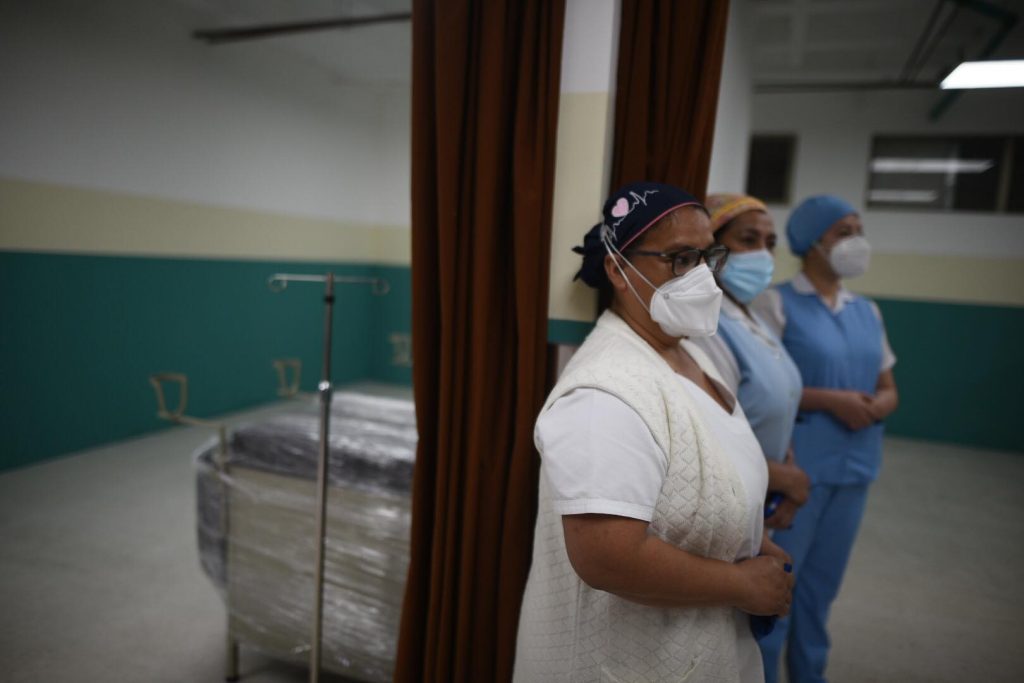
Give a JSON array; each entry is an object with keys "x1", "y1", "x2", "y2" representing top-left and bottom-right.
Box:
[
  {"x1": 331, "y1": 389, "x2": 417, "y2": 427},
  {"x1": 195, "y1": 387, "x2": 416, "y2": 682}
]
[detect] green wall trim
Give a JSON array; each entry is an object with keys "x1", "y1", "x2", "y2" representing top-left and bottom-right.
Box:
[
  {"x1": 5, "y1": 251, "x2": 1017, "y2": 470},
  {"x1": 547, "y1": 318, "x2": 594, "y2": 345},
  {"x1": 549, "y1": 300, "x2": 1023, "y2": 453},
  {"x1": 0, "y1": 252, "x2": 411, "y2": 471},
  {"x1": 875, "y1": 297, "x2": 1023, "y2": 453}
]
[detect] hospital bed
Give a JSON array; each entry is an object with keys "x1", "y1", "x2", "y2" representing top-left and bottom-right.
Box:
[{"x1": 155, "y1": 374, "x2": 415, "y2": 682}]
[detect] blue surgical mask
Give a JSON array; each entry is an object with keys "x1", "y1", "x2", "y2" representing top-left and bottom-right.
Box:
[{"x1": 719, "y1": 249, "x2": 774, "y2": 304}]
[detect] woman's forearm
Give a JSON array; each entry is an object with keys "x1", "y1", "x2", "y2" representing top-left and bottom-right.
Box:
[
  {"x1": 565, "y1": 518, "x2": 749, "y2": 610},
  {"x1": 799, "y1": 387, "x2": 838, "y2": 412},
  {"x1": 872, "y1": 386, "x2": 898, "y2": 419},
  {"x1": 871, "y1": 370, "x2": 899, "y2": 420},
  {"x1": 562, "y1": 515, "x2": 792, "y2": 615},
  {"x1": 766, "y1": 460, "x2": 793, "y2": 495},
  {"x1": 766, "y1": 460, "x2": 810, "y2": 505}
]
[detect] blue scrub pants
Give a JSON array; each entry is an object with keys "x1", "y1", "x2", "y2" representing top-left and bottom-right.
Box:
[{"x1": 759, "y1": 482, "x2": 870, "y2": 683}]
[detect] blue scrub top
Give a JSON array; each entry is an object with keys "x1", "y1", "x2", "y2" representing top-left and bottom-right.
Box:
[
  {"x1": 777, "y1": 281, "x2": 885, "y2": 485},
  {"x1": 717, "y1": 310, "x2": 803, "y2": 462}
]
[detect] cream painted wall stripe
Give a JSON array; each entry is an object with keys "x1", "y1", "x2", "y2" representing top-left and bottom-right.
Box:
[
  {"x1": 771, "y1": 252, "x2": 1024, "y2": 309},
  {"x1": 547, "y1": 0, "x2": 619, "y2": 324},
  {"x1": 546, "y1": 101, "x2": 1024, "y2": 318},
  {"x1": 0, "y1": 177, "x2": 411, "y2": 265},
  {"x1": 548, "y1": 92, "x2": 610, "y2": 322}
]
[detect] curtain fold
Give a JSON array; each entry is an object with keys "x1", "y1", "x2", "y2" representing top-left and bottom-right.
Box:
[
  {"x1": 611, "y1": 0, "x2": 731, "y2": 198},
  {"x1": 396, "y1": 1, "x2": 565, "y2": 681}
]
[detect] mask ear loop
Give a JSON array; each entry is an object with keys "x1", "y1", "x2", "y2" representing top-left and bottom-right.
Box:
[
  {"x1": 601, "y1": 224, "x2": 658, "y2": 313},
  {"x1": 813, "y1": 239, "x2": 839, "y2": 278}
]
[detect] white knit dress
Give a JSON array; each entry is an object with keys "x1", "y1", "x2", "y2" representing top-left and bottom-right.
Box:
[{"x1": 513, "y1": 311, "x2": 762, "y2": 682}]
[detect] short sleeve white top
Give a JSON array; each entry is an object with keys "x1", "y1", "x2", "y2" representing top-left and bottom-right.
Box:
[{"x1": 534, "y1": 358, "x2": 768, "y2": 560}]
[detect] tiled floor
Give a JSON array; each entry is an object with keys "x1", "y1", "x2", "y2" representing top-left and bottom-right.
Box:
[{"x1": 1, "y1": 404, "x2": 1022, "y2": 682}]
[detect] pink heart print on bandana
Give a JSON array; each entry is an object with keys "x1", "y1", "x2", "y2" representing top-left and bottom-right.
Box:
[
  {"x1": 607, "y1": 189, "x2": 660, "y2": 240},
  {"x1": 611, "y1": 197, "x2": 630, "y2": 218}
]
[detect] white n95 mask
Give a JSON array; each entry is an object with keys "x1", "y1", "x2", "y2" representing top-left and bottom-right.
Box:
[
  {"x1": 604, "y1": 233, "x2": 723, "y2": 338},
  {"x1": 647, "y1": 264, "x2": 723, "y2": 338},
  {"x1": 826, "y1": 235, "x2": 871, "y2": 279}
]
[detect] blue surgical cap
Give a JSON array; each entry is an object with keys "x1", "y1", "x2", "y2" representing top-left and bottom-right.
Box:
[{"x1": 786, "y1": 195, "x2": 857, "y2": 256}]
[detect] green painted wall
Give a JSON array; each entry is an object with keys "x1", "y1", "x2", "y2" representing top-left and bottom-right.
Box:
[
  {"x1": 875, "y1": 298, "x2": 1023, "y2": 453},
  {"x1": 0, "y1": 252, "x2": 412, "y2": 471},
  {"x1": 547, "y1": 297, "x2": 1024, "y2": 453},
  {"x1": 547, "y1": 318, "x2": 595, "y2": 346},
  {"x1": 4, "y1": 248, "x2": 1016, "y2": 469}
]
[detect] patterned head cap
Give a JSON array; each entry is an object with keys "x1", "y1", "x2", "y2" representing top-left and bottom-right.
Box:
[
  {"x1": 705, "y1": 193, "x2": 768, "y2": 234},
  {"x1": 573, "y1": 181, "x2": 705, "y2": 288}
]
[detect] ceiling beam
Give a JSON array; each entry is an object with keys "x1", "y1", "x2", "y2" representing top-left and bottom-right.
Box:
[
  {"x1": 930, "y1": 0, "x2": 1019, "y2": 120},
  {"x1": 753, "y1": 68, "x2": 916, "y2": 81},
  {"x1": 755, "y1": 80, "x2": 938, "y2": 93},
  {"x1": 754, "y1": 0, "x2": 931, "y2": 16},
  {"x1": 755, "y1": 39, "x2": 909, "y2": 53},
  {"x1": 899, "y1": 0, "x2": 949, "y2": 81}
]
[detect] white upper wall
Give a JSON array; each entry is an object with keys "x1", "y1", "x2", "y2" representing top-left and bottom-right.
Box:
[
  {"x1": 0, "y1": 0, "x2": 411, "y2": 228},
  {"x1": 707, "y1": 0, "x2": 752, "y2": 196},
  {"x1": 560, "y1": 0, "x2": 620, "y2": 95},
  {"x1": 753, "y1": 88, "x2": 1024, "y2": 259}
]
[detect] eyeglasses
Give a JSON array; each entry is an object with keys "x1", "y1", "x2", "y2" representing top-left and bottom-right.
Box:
[{"x1": 624, "y1": 244, "x2": 730, "y2": 276}]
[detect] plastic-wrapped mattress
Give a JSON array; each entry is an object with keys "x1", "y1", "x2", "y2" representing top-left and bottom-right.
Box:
[{"x1": 195, "y1": 386, "x2": 416, "y2": 682}]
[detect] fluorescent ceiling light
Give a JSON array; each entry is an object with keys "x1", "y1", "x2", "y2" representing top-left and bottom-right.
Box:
[
  {"x1": 941, "y1": 60, "x2": 1024, "y2": 89},
  {"x1": 868, "y1": 190, "x2": 938, "y2": 203},
  {"x1": 871, "y1": 158, "x2": 994, "y2": 174}
]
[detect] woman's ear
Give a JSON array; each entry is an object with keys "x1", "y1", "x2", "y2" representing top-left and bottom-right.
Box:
[
  {"x1": 803, "y1": 245, "x2": 818, "y2": 266},
  {"x1": 604, "y1": 253, "x2": 628, "y2": 291},
  {"x1": 803, "y1": 240, "x2": 830, "y2": 274}
]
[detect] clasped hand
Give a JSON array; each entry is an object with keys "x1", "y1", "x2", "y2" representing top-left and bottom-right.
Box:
[
  {"x1": 736, "y1": 538, "x2": 794, "y2": 616},
  {"x1": 830, "y1": 390, "x2": 883, "y2": 430}
]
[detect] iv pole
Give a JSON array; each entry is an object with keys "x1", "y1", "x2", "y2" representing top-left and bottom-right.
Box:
[{"x1": 267, "y1": 272, "x2": 390, "y2": 683}]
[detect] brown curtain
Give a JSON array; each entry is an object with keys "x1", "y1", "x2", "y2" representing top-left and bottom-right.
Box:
[
  {"x1": 610, "y1": 0, "x2": 730, "y2": 198},
  {"x1": 395, "y1": 1, "x2": 565, "y2": 682}
]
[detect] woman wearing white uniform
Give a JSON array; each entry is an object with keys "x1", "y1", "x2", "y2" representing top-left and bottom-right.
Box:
[
  {"x1": 514, "y1": 182, "x2": 794, "y2": 682},
  {"x1": 692, "y1": 194, "x2": 811, "y2": 530}
]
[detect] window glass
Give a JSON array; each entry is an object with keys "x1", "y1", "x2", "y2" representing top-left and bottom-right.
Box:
[
  {"x1": 867, "y1": 135, "x2": 1010, "y2": 212},
  {"x1": 746, "y1": 135, "x2": 795, "y2": 204}
]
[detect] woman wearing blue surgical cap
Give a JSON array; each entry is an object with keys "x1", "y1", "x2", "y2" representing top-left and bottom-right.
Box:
[
  {"x1": 514, "y1": 182, "x2": 794, "y2": 683},
  {"x1": 692, "y1": 194, "x2": 811, "y2": 531},
  {"x1": 751, "y1": 195, "x2": 899, "y2": 683}
]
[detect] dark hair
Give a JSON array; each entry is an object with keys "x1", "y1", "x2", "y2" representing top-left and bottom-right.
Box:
[{"x1": 712, "y1": 216, "x2": 735, "y2": 244}]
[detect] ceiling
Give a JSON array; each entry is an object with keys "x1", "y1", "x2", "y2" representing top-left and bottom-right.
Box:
[
  {"x1": 176, "y1": 0, "x2": 412, "y2": 86},
  {"x1": 750, "y1": 0, "x2": 1024, "y2": 90},
  {"x1": 169, "y1": 0, "x2": 1023, "y2": 91}
]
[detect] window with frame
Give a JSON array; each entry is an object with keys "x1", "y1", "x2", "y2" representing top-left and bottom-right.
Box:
[
  {"x1": 867, "y1": 135, "x2": 1023, "y2": 213},
  {"x1": 746, "y1": 134, "x2": 795, "y2": 205}
]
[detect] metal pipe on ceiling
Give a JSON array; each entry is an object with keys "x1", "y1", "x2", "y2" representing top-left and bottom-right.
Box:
[
  {"x1": 900, "y1": 0, "x2": 950, "y2": 82},
  {"x1": 929, "y1": 0, "x2": 1020, "y2": 121},
  {"x1": 193, "y1": 11, "x2": 412, "y2": 45}
]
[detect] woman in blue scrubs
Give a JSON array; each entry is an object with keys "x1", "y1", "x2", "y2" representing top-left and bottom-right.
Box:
[
  {"x1": 694, "y1": 194, "x2": 810, "y2": 530},
  {"x1": 752, "y1": 195, "x2": 899, "y2": 683}
]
